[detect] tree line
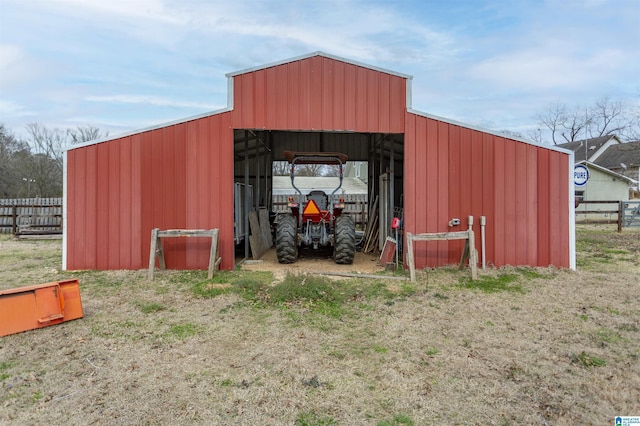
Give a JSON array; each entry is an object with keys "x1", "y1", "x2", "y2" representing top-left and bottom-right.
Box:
[
  {"x1": 0, "y1": 123, "x2": 107, "y2": 198},
  {"x1": 1, "y1": 96, "x2": 637, "y2": 198}
]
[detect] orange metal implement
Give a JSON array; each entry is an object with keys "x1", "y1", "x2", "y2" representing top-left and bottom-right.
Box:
[{"x1": 0, "y1": 279, "x2": 83, "y2": 337}]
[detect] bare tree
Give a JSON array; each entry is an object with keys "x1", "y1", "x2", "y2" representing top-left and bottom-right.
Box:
[
  {"x1": 20, "y1": 123, "x2": 109, "y2": 197},
  {"x1": 0, "y1": 125, "x2": 30, "y2": 197},
  {"x1": 273, "y1": 161, "x2": 333, "y2": 177},
  {"x1": 536, "y1": 102, "x2": 569, "y2": 145},
  {"x1": 25, "y1": 123, "x2": 66, "y2": 174},
  {"x1": 561, "y1": 106, "x2": 591, "y2": 144},
  {"x1": 499, "y1": 130, "x2": 524, "y2": 139},
  {"x1": 590, "y1": 96, "x2": 628, "y2": 138},
  {"x1": 534, "y1": 97, "x2": 640, "y2": 144},
  {"x1": 527, "y1": 128, "x2": 544, "y2": 145},
  {"x1": 67, "y1": 125, "x2": 108, "y2": 144},
  {"x1": 296, "y1": 163, "x2": 324, "y2": 177},
  {"x1": 272, "y1": 161, "x2": 290, "y2": 176}
]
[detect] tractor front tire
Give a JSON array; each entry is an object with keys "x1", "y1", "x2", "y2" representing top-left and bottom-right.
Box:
[
  {"x1": 276, "y1": 214, "x2": 298, "y2": 264},
  {"x1": 334, "y1": 215, "x2": 355, "y2": 264}
]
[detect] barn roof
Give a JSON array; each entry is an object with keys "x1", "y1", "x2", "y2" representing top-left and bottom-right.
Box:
[
  {"x1": 64, "y1": 52, "x2": 571, "y2": 157},
  {"x1": 225, "y1": 51, "x2": 413, "y2": 80}
]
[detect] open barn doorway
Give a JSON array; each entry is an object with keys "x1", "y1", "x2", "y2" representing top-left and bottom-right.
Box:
[{"x1": 232, "y1": 129, "x2": 404, "y2": 270}]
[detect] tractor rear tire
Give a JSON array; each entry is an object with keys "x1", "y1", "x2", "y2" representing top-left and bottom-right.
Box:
[
  {"x1": 276, "y1": 214, "x2": 298, "y2": 264},
  {"x1": 334, "y1": 215, "x2": 355, "y2": 264}
]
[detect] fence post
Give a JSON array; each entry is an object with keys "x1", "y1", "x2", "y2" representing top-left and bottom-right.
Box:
[
  {"x1": 618, "y1": 201, "x2": 623, "y2": 233},
  {"x1": 12, "y1": 204, "x2": 17, "y2": 235}
]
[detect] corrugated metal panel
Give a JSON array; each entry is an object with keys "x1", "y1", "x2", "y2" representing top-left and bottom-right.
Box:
[
  {"x1": 67, "y1": 113, "x2": 234, "y2": 272},
  {"x1": 404, "y1": 113, "x2": 570, "y2": 269},
  {"x1": 231, "y1": 56, "x2": 406, "y2": 133}
]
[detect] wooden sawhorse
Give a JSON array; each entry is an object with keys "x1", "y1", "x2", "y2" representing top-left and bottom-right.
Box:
[
  {"x1": 406, "y1": 216, "x2": 478, "y2": 282},
  {"x1": 148, "y1": 228, "x2": 221, "y2": 280}
]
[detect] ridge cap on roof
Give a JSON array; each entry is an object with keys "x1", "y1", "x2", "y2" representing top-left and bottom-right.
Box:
[
  {"x1": 558, "y1": 134, "x2": 618, "y2": 145},
  {"x1": 225, "y1": 51, "x2": 413, "y2": 80}
]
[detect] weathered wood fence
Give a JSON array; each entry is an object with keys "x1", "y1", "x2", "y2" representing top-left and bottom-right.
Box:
[
  {"x1": 575, "y1": 200, "x2": 640, "y2": 231},
  {"x1": 273, "y1": 194, "x2": 368, "y2": 228},
  {"x1": 0, "y1": 198, "x2": 63, "y2": 235}
]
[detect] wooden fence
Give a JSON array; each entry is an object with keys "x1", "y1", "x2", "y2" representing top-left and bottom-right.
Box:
[
  {"x1": 273, "y1": 194, "x2": 368, "y2": 228},
  {"x1": 575, "y1": 200, "x2": 640, "y2": 231},
  {"x1": 0, "y1": 198, "x2": 63, "y2": 235}
]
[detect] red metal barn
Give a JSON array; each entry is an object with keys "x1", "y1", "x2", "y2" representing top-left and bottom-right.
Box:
[{"x1": 63, "y1": 52, "x2": 575, "y2": 272}]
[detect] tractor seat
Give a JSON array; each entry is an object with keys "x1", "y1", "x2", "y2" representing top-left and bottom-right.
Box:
[{"x1": 307, "y1": 190, "x2": 329, "y2": 210}]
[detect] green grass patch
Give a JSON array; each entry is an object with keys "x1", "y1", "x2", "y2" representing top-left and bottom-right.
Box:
[
  {"x1": 0, "y1": 361, "x2": 11, "y2": 382},
  {"x1": 596, "y1": 328, "x2": 626, "y2": 344},
  {"x1": 270, "y1": 273, "x2": 347, "y2": 304},
  {"x1": 168, "y1": 323, "x2": 200, "y2": 339},
  {"x1": 603, "y1": 248, "x2": 629, "y2": 255},
  {"x1": 189, "y1": 270, "x2": 420, "y2": 320},
  {"x1": 373, "y1": 345, "x2": 388, "y2": 354},
  {"x1": 137, "y1": 301, "x2": 166, "y2": 314},
  {"x1": 190, "y1": 270, "x2": 272, "y2": 301},
  {"x1": 571, "y1": 351, "x2": 607, "y2": 368},
  {"x1": 377, "y1": 413, "x2": 415, "y2": 426},
  {"x1": 458, "y1": 274, "x2": 524, "y2": 293},
  {"x1": 425, "y1": 347, "x2": 439, "y2": 357}
]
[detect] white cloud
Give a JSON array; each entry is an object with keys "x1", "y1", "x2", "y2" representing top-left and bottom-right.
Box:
[
  {"x1": 466, "y1": 48, "x2": 627, "y2": 90},
  {"x1": 0, "y1": 44, "x2": 41, "y2": 89},
  {"x1": 1, "y1": 0, "x2": 638, "y2": 142},
  {"x1": 85, "y1": 94, "x2": 220, "y2": 110},
  {"x1": 0, "y1": 99, "x2": 36, "y2": 117}
]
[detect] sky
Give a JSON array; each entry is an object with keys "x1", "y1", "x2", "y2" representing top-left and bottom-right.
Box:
[{"x1": 1, "y1": 0, "x2": 639, "y2": 143}]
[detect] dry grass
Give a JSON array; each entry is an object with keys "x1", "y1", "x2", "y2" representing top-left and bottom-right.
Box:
[{"x1": 1, "y1": 226, "x2": 639, "y2": 425}]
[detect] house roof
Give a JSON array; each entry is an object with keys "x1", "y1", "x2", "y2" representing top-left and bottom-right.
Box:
[
  {"x1": 593, "y1": 140, "x2": 640, "y2": 170},
  {"x1": 272, "y1": 176, "x2": 368, "y2": 195},
  {"x1": 557, "y1": 135, "x2": 621, "y2": 162},
  {"x1": 577, "y1": 160, "x2": 637, "y2": 184}
]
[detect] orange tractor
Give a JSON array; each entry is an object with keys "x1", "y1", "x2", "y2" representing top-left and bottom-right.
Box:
[{"x1": 276, "y1": 151, "x2": 356, "y2": 264}]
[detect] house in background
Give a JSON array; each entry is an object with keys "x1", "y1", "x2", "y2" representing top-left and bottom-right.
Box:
[
  {"x1": 574, "y1": 161, "x2": 637, "y2": 222},
  {"x1": 558, "y1": 135, "x2": 622, "y2": 163},
  {"x1": 560, "y1": 136, "x2": 640, "y2": 199},
  {"x1": 272, "y1": 175, "x2": 369, "y2": 227},
  {"x1": 592, "y1": 140, "x2": 640, "y2": 194}
]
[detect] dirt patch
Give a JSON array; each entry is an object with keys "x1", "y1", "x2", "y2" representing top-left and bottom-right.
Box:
[
  {"x1": 0, "y1": 229, "x2": 639, "y2": 424},
  {"x1": 241, "y1": 248, "x2": 388, "y2": 282}
]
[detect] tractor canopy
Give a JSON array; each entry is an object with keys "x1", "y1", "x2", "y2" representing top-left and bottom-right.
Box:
[{"x1": 284, "y1": 151, "x2": 348, "y2": 225}]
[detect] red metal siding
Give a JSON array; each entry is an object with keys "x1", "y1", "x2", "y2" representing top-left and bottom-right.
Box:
[
  {"x1": 404, "y1": 113, "x2": 570, "y2": 269},
  {"x1": 67, "y1": 112, "x2": 234, "y2": 272},
  {"x1": 231, "y1": 56, "x2": 406, "y2": 132},
  {"x1": 481, "y1": 133, "x2": 496, "y2": 265}
]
